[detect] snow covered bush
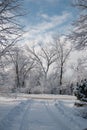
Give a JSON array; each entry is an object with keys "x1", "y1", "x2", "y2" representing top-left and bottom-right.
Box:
[{"x1": 74, "y1": 79, "x2": 87, "y2": 102}]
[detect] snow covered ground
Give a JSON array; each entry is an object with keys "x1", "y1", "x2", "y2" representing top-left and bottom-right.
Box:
[{"x1": 0, "y1": 94, "x2": 87, "y2": 130}]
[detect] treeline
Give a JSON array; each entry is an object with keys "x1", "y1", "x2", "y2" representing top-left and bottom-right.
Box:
[{"x1": 0, "y1": 0, "x2": 87, "y2": 94}]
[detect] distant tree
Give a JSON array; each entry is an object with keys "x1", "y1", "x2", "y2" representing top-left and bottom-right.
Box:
[
  {"x1": 27, "y1": 69, "x2": 43, "y2": 94},
  {"x1": 71, "y1": 56, "x2": 87, "y2": 83},
  {"x1": 0, "y1": 52, "x2": 15, "y2": 91}
]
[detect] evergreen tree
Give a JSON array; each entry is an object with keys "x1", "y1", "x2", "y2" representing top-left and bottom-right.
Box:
[{"x1": 74, "y1": 79, "x2": 87, "y2": 102}]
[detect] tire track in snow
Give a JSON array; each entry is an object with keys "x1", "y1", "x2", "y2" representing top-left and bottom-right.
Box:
[
  {"x1": 19, "y1": 100, "x2": 33, "y2": 130},
  {"x1": 54, "y1": 101, "x2": 82, "y2": 130},
  {"x1": 43, "y1": 101, "x2": 71, "y2": 130},
  {"x1": 0, "y1": 100, "x2": 31, "y2": 130}
]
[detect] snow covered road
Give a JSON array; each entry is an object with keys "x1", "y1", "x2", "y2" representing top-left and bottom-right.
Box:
[{"x1": 0, "y1": 96, "x2": 87, "y2": 130}]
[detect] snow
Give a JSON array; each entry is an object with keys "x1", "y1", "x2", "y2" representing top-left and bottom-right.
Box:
[
  {"x1": 0, "y1": 94, "x2": 87, "y2": 130},
  {"x1": 55, "y1": 100, "x2": 87, "y2": 130}
]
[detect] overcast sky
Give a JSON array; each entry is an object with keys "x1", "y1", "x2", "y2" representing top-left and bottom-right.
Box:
[{"x1": 21, "y1": 0, "x2": 79, "y2": 44}]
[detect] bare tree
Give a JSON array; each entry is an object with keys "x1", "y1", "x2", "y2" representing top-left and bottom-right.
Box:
[
  {"x1": 0, "y1": 0, "x2": 25, "y2": 58},
  {"x1": 73, "y1": 0, "x2": 87, "y2": 9},
  {"x1": 26, "y1": 43, "x2": 56, "y2": 92},
  {"x1": 53, "y1": 36, "x2": 72, "y2": 89},
  {"x1": 71, "y1": 0, "x2": 87, "y2": 48},
  {"x1": 27, "y1": 44, "x2": 56, "y2": 79},
  {"x1": 0, "y1": 0, "x2": 26, "y2": 89}
]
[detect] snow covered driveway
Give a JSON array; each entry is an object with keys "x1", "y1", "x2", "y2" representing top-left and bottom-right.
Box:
[{"x1": 0, "y1": 96, "x2": 87, "y2": 130}]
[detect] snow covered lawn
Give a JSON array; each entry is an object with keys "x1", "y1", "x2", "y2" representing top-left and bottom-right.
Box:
[{"x1": 0, "y1": 94, "x2": 87, "y2": 130}]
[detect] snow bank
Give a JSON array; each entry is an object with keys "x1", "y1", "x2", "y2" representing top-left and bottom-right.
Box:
[{"x1": 16, "y1": 93, "x2": 77, "y2": 100}]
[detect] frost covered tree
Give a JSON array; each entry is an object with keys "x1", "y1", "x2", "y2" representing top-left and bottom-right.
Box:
[
  {"x1": 27, "y1": 69, "x2": 43, "y2": 94},
  {"x1": 9, "y1": 46, "x2": 35, "y2": 91},
  {"x1": 26, "y1": 43, "x2": 56, "y2": 93},
  {"x1": 71, "y1": 56, "x2": 87, "y2": 83}
]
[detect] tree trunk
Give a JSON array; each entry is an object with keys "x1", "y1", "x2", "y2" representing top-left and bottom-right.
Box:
[
  {"x1": 60, "y1": 64, "x2": 63, "y2": 86},
  {"x1": 15, "y1": 63, "x2": 20, "y2": 88},
  {"x1": 59, "y1": 63, "x2": 63, "y2": 94},
  {"x1": 21, "y1": 77, "x2": 25, "y2": 88}
]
